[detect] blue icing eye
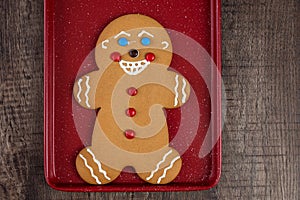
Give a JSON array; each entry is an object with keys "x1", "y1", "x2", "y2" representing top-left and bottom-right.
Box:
[
  {"x1": 118, "y1": 37, "x2": 128, "y2": 46},
  {"x1": 141, "y1": 37, "x2": 151, "y2": 46}
]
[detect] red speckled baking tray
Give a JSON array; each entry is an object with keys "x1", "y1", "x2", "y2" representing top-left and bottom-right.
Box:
[{"x1": 44, "y1": 0, "x2": 222, "y2": 192}]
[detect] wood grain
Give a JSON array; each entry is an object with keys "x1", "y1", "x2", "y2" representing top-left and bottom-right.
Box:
[{"x1": 0, "y1": 0, "x2": 299, "y2": 199}]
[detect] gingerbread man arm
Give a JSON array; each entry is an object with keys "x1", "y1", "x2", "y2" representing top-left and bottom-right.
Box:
[
  {"x1": 73, "y1": 71, "x2": 102, "y2": 109},
  {"x1": 135, "y1": 68, "x2": 190, "y2": 109},
  {"x1": 163, "y1": 71, "x2": 191, "y2": 109},
  {"x1": 165, "y1": 72, "x2": 190, "y2": 108}
]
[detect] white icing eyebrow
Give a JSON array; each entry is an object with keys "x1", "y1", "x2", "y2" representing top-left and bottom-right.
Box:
[
  {"x1": 114, "y1": 31, "x2": 131, "y2": 39},
  {"x1": 138, "y1": 30, "x2": 154, "y2": 38}
]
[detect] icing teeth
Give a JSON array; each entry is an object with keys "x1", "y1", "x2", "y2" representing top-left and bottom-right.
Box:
[{"x1": 119, "y1": 59, "x2": 150, "y2": 75}]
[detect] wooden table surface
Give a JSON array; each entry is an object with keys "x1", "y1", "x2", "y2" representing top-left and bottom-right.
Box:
[{"x1": 0, "y1": 0, "x2": 299, "y2": 199}]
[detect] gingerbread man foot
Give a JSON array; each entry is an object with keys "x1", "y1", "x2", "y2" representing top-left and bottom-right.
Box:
[
  {"x1": 137, "y1": 148, "x2": 182, "y2": 184},
  {"x1": 76, "y1": 147, "x2": 121, "y2": 185}
]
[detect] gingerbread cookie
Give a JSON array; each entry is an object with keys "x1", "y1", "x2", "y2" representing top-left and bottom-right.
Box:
[{"x1": 73, "y1": 14, "x2": 190, "y2": 184}]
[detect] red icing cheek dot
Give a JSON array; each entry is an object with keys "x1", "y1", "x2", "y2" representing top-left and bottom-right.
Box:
[
  {"x1": 110, "y1": 52, "x2": 121, "y2": 62},
  {"x1": 145, "y1": 53, "x2": 155, "y2": 62}
]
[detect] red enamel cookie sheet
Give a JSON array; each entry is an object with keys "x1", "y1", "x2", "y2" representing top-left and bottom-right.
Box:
[{"x1": 44, "y1": 0, "x2": 222, "y2": 192}]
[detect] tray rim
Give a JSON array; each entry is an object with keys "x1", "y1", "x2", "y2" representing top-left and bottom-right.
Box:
[{"x1": 44, "y1": 0, "x2": 222, "y2": 192}]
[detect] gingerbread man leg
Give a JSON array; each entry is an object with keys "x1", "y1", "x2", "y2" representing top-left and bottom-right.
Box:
[
  {"x1": 136, "y1": 147, "x2": 182, "y2": 184},
  {"x1": 76, "y1": 147, "x2": 121, "y2": 185}
]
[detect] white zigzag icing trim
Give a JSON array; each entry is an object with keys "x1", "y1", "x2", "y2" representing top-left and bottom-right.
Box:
[
  {"x1": 146, "y1": 150, "x2": 173, "y2": 181},
  {"x1": 182, "y1": 78, "x2": 187, "y2": 103},
  {"x1": 84, "y1": 76, "x2": 91, "y2": 108},
  {"x1": 77, "y1": 78, "x2": 83, "y2": 103},
  {"x1": 87, "y1": 148, "x2": 111, "y2": 181},
  {"x1": 157, "y1": 156, "x2": 180, "y2": 184},
  {"x1": 174, "y1": 75, "x2": 179, "y2": 106},
  {"x1": 79, "y1": 154, "x2": 101, "y2": 184}
]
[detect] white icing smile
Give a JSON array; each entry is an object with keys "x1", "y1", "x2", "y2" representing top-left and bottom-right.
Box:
[{"x1": 119, "y1": 59, "x2": 150, "y2": 75}]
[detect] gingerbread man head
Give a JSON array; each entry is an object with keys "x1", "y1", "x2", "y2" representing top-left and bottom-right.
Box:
[{"x1": 95, "y1": 14, "x2": 173, "y2": 75}]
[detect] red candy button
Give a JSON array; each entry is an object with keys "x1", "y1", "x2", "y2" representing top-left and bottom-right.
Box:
[
  {"x1": 124, "y1": 130, "x2": 135, "y2": 139},
  {"x1": 126, "y1": 108, "x2": 136, "y2": 117},
  {"x1": 127, "y1": 87, "x2": 138, "y2": 96},
  {"x1": 110, "y1": 52, "x2": 121, "y2": 62},
  {"x1": 145, "y1": 53, "x2": 155, "y2": 62}
]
